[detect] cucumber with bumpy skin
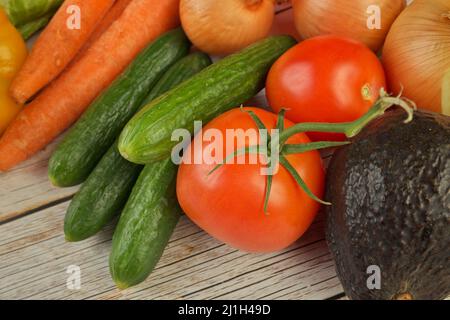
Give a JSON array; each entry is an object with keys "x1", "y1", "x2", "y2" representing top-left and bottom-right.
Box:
[
  {"x1": 64, "y1": 52, "x2": 212, "y2": 242},
  {"x1": 109, "y1": 159, "x2": 180, "y2": 289},
  {"x1": 48, "y1": 28, "x2": 190, "y2": 187},
  {"x1": 143, "y1": 52, "x2": 212, "y2": 105},
  {"x1": 118, "y1": 35, "x2": 297, "y2": 164}
]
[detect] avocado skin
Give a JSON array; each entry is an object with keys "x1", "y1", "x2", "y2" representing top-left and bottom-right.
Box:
[{"x1": 325, "y1": 109, "x2": 450, "y2": 300}]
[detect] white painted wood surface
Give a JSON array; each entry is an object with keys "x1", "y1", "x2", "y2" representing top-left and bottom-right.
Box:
[{"x1": 0, "y1": 4, "x2": 349, "y2": 300}]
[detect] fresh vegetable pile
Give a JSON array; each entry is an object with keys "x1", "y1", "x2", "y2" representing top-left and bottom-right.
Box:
[
  {"x1": 1, "y1": 0, "x2": 448, "y2": 299},
  {"x1": 0, "y1": 0, "x2": 180, "y2": 171},
  {"x1": 10, "y1": 0, "x2": 116, "y2": 104}
]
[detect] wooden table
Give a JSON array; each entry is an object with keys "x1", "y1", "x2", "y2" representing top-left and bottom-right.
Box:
[
  {"x1": 0, "y1": 137, "x2": 345, "y2": 300},
  {"x1": 0, "y1": 4, "x2": 347, "y2": 300}
]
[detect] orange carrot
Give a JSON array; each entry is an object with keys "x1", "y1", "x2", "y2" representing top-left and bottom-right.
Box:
[
  {"x1": 82, "y1": 0, "x2": 133, "y2": 48},
  {"x1": 69, "y1": 0, "x2": 134, "y2": 66},
  {"x1": 0, "y1": 0, "x2": 180, "y2": 172},
  {"x1": 10, "y1": 0, "x2": 115, "y2": 104}
]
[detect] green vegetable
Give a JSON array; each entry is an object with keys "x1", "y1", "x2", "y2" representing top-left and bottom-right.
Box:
[
  {"x1": 48, "y1": 28, "x2": 190, "y2": 187},
  {"x1": 0, "y1": 0, "x2": 62, "y2": 38},
  {"x1": 64, "y1": 52, "x2": 212, "y2": 242},
  {"x1": 118, "y1": 35, "x2": 297, "y2": 164},
  {"x1": 326, "y1": 109, "x2": 450, "y2": 300},
  {"x1": 64, "y1": 144, "x2": 141, "y2": 243},
  {"x1": 110, "y1": 53, "x2": 214, "y2": 289},
  {"x1": 17, "y1": 12, "x2": 52, "y2": 39},
  {"x1": 110, "y1": 158, "x2": 180, "y2": 289},
  {"x1": 142, "y1": 52, "x2": 212, "y2": 105}
]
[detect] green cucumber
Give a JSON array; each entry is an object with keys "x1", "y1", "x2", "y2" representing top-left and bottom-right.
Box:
[
  {"x1": 118, "y1": 35, "x2": 297, "y2": 164},
  {"x1": 63, "y1": 144, "x2": 140, "y2": 242},
  {"x1": 109, "y1": 159, "x2": 180, "y2": 289},
  {"x1": 64, "y1": 53, "x2": 212, "y2": 242},
  {"x1": 142, "y1": 52, "x2": 212, "y2": 105},
  {"x1": 48, "y1": 28, "x2": 190, "y2": 187}
]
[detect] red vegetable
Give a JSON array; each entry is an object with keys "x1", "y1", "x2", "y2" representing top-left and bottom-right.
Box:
[
  {"x1": 266, "y1": 35, "x2": 386, "y2": 141},
  {"x1": 177, "y1": 107, "x2": 325, "y2": 253}
]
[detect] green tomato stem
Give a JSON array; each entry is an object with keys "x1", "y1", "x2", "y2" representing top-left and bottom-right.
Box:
[
  {"x1": 212, "y1": 90, "x2": 416, "y2": 214},
  {"x1": 278, "y1": 90, "x2": 416, "y2": 145}
]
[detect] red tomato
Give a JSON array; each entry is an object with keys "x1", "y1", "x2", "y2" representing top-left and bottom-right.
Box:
[
  {"x1": 176, "y1": 107, "x2": 325, "y2": 253},
  {"x1": 266, "y1": 35, "x2": 386, "y2": 141}
]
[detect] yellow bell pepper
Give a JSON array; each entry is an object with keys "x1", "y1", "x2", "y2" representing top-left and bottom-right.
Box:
[{"x1": 0, "y1": 8, "x2": 27, "y2": 134}]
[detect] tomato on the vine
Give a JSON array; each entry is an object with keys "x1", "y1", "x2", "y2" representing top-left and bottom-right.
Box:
[
  {"x1": 266, "y1": 35, "x2": 387, "y2": 141},
  {"x1": 176, "y1": 107, "x2": 325, "y2": 253}
]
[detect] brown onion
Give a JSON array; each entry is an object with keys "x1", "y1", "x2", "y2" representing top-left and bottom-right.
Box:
[
  {"x1": 383, "y1": 0, "x2": 450, "y2": 114},
  {"x1": 180, "y1": 0, "x2": 275, "y2": 55},
  {"x1": 292, "y1": 0, "x2": 406, "y2": 51}
]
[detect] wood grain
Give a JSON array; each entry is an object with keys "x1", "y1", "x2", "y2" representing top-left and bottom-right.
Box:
[
  {"x1": 0, "y1": 201, "x2": 343, "y2": 300},
  {"x1": 0, "y1": 136, "x2": 79, "y2": 223}
]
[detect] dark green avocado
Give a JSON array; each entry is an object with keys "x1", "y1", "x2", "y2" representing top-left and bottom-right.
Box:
[{"x1": 325, "y1": 109, "x2": 450, "y2": 300}]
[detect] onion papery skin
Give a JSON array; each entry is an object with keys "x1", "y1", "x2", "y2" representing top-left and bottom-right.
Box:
[
  {"x1": 292, "y1": 0, "x2": 406, "y2": 52},
  {"x1": 382, "y1": 0, "x2": 450, "y2": 114},
  {"x1": 180, "y1": 0, "x2": 275, "y2": 55}
]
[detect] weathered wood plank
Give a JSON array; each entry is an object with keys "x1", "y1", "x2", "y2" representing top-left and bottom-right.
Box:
[
  {"x1": 0, "y1": 136, "x2": 79, "y2": 223},
  {"x1": 0, "y1": 201, "x2": 342, "y2": 300}
]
